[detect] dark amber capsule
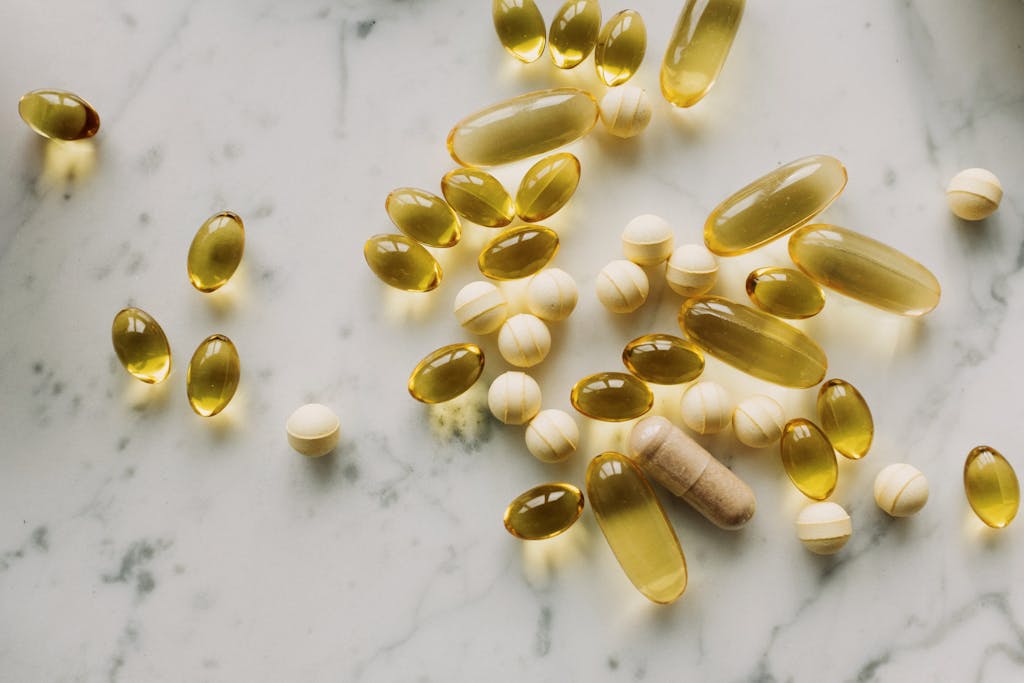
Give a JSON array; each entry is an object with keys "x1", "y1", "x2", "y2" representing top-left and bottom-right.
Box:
[
  {"x1": 515, "y1": 153, "x2": 581, "y2": 222},
  {"x1": 817, "y1": 379, "x2": 873, "y2": 459},
  {"x1": 503, "y1": 483, "x2": 584, "y2": 539},
  {"x1": 187, "y1": 211, "x2": 245, "y2": 293},
  {"x1": 622, "y1": 334, "x2": 704, "y2": 385},
  {"x1": 595, "y1": 10, "x2": 646, "y2": 87},
  {"x1": 780, "y1": 418, "x2": 838, "y2": 500},
  {"x1": 385, "y1": 188, "x2": 461, "y2": 248},
  {"x1": 407, "y1": 343, "x2": 485, "y2": 404},
  {"x1": 111, "y1": 307, "x2": 172, "y2": 384},
  {"x1": 964, "y1": 446, "x2": 1019, "y2": 528},
  {"x1": 745, "y1": 267, "x2": 824, "y2": 319},
  {"x1": 186, "y1": 334, "x2": 240, "y2": 417},
  {"x1": 441, "y1": 168, "x2": 514, "y2": 228},
  {"x1": 493, "y1": 0, "x2": 547, "y2": 63},
  {"x1": 478, "y1": 226, "x2": 559, "y2": 280},
  {"x1": 364, "y1": 234, "x2": 442, "y2": 292},
  {"x1": 18, "y1": 89, "x2": 100, "y2": 140},
  {"x1": 570, "y1": 372, "x2": 652, "y2": 421},
  {"x1": 549, "y1": 0, "x2": 601, "y2": 69}
]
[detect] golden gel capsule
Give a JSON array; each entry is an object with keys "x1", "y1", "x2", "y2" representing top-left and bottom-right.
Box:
[
  {"x1": 18, "y1": 89, "x2": 100, "y2": 140},
  {"x1": 187, "y1": 211, "x2": 245, "y2": 293},
  {"x1": 515, "y1": 153, "x2": 581, "y2": 222},
  {"x1": 660, "y1": 0, "x2": 745, "y2": 108},
  {"x1": 478, "y1": 226, "x2": 559, "y2": 280},
  {"x1": 571, "y1": 371, "x2": 653, "y2": 422},
  {"x1": 780, "y1": 418, "x2": 838, "y2": 501},
  {"x1": 679, "y1": 296, "x2": 827, "y2": 388},
  {"x1": 504, "y1": 483, "x2": 584, "y2": 540},
  {"x1": 964, "y1": 446, "x2": 1020, "y2": 528},
  {"x1": 705, "y1": 155, "x2": 848, "y2": 256},
  {"x1": 586, "y1": 452, "x2": 687, "y2": 604},
  {"x1": 187, "y1": 334, "x2": 240, "y2": 417},
  {"x1": 385, "y1": 188, "x2": 461, "y2": 248},
  {"x1": 549, "y1": 0, "x2": 601, "y2": 69},
  {"x1": 364, "y1": 234, "x2": 442, "y2": 292},
  {"x1": 594, "y1": 10, "x2": 646, "y2": 87},
  {"x1": 447, "y1": 88, "x2": 599, "y2": 167},
  {"x1": 622, "y1": 334, "x2": 704, "y2": 385},
  {"x1": 788, "y1": 224, "x2": 941, "y2": 317},
  {"x1": 441, "y1": 168, "x2": 514, "y2": 228},
  {"x1": 111, "y1": 307, "x2": 172, "y2": 384},
  {"x1": 493, "y1": 0, "x2": 546, "y2": 63},
  {"x1": 408, "y1": 343, "x2": 485, "y2": 404},
  {"x1": 817, "y1": 379, "x2": 873, "y2": 460},
  {"x1": 745, "y1": 266, "x2": 824, "y2": 319}
]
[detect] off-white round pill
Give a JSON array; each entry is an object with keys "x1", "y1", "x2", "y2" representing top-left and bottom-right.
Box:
[
  {"x1": 796, "y1": 502, "x2": 852, "y2": 555},
  {"x1": 286, "y1": 403, "x2": 340, "y2": 457},
  {"x1": 874, "y1": 463, "x2": 929, "y2": 517},
  {"x1": 622, "y1": 214, "x2": 675, "y2": 266},
  {"x1": 599, "y1": 86, "x2": 653, "y2": 139},
  {"x1": 666, "y1": 244, "x2": 718, "y2": 297},
  {"x1": 498, "y1": 314, "x2": 551, "y2": 368},
  {"x1": 946, "y1": 168, "x2": 1002, "y2": 221},
  {"x1": 525, "y1": 409, "x2": 579, "y2": 463},
  {"x1": 733, "y1": 395, "x2": 785, "y2": 448},
  {"x1": 488, "y1": 371, "x2": 542, "y2": 425},
  {"x1": 681, "y1": 381, "x2": 732, "y2": 435},
  {"x1": 596, "y1": 260, "x2": 649, "y2": 313},
  {"x1": 526, "y1": 268, "x2": 578, "y2": 321},
  {"x1": 454, "y1": 280, "x2": 508, "y2": 334}
]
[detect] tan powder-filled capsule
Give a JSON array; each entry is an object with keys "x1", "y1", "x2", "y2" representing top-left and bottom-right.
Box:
[
  {"x1": 187, "y1": 211, "x2": 245, "y2": 293},
  {"x1": 595, "y1": 10, "x2": 646, "y2": 87},
  {"x1": 187, "y1": 334, "x2": 240, "y2": 417},
  {"x1": 571, "y1": 371, "x2": 652, "y2": 422},
  {"x1": 660, "y1": 0, "x2": 745, "y2": 108},
  {"x1": 548, "y1": 0, "x2": 601, "y2": 69},
  {"x1": 516, "y1": 153, "x2": 581, "y2": 222},
  {"x1": 504, "y1": 483, "x2": 584, "y2": 540},
  {"x1": 18, "y1": 89, "x2": 100, "y2": 140},
  {"x1": 441, "y1": 167, "x2": 515, "y2": 228},
  {"x1": 408, "y1": 343, "x2": 485, "y2": 404},
  {"x1": 385, "y1": 188, "x2": 461, "y2": 248},
  {"x1": 364, "y1": 234, "x2": 442, "y2": 292},
  {"x1": 479, "y1": 226, "x2": 559, "y2": 280},
  {"x1": 493, "y1": 0, "x2": 547, "y2": 63}
]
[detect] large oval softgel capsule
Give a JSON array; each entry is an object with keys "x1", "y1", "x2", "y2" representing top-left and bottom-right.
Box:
[
  {"x1": 780, "y1": 418, "x2": 838, "y2": 500},
  {"x1": 964, "y1": 446, "x2": 1019, "y2": 528},
  {"x1": 503, "y1": 483, "x2": 584, "y2": 540},
  {"x1": 386, "y1": 188, "x2": 461, "y2": 248},
  {"x1": 18, "y1": 89, "x2": 100, "y2": 140},
  {"x1": 478, "y1": 226, "x2": 559, "y2": 280},
  {"x1": 187, "y1": 334, "x2": 240, "y2": 417},
  {"x1": 548, "y1": 0, "x2": 601, "y2": 69},
  {"x1": 571, "y1": 372, "x2": 653, "y2": 421},
  {"x1": 515, "y1": 153, "x2": 581, "y2": 222},
  {"x1": 595, "y1": 10, "x2": 646, "y2": 87},
  {"x1": 660, "y1": 0, "x2": 745, "y2": 108},
  {"x1": 817, "y1": 379, "x2": 873, "y2": 459},
  {"x1": 364, "y1": 234, "x2": 442, "y2": 292},
  {"x1": 441, "y1": 168, "x2": 514, "y2": 228},
  {"x1": 187, "y1": 211, "x2": 245, "y2": 293},
  {"x1": 493, "y1": 0, "x2": 547, "y2": 63},
  {"x1": 111, "y1": 307, "x2": 172, "y2": 384},
  {"x1": 408, "y1": 343, "x2": 485, "y2": 404}
]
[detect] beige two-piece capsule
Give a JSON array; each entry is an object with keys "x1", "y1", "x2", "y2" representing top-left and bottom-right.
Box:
[{"x1": 286, "y1": 404, "x2": 340, "y2": 457}]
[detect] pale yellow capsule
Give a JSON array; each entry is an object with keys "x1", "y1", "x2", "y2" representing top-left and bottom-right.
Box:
[
  {"x1": 187, "y1": 211, "x2": 245, "y2": 293},
  {"x1": 364, "y1": 234, "x2": 442, "y2": 292},
  {"x1": 408, "y1": 343, "x2": 485, "y2": 404},
  {"x1": 385, "y1": 188, "x2": 461, "y2": 248},
  {"x1": 660, "y1": 0, "x2": 745, "y2": 108},
  {"x1": 441, "y1": 168, "x2": 514, "y2": 228},
  {"x1": 186, "y1": 334, "x2": 240, "y2": 417},
  {"x1": 548, "y1": 0, "x2": 601, "y2": 69},
  {"x1": 493, "y1": 0, "x2": 547, "y2": 63},
  {"x1": 570, "y1": 371, "x2": 652, "y2": 422},
  {"x1": 515, "y1": 153, "x2": 581, "y2": 222},
  {"x1": 595, "y1": 10, "x2": 646, "y2": 87},
  {"x1": 111, "y1": 307, "x2": 172, "y2": 384},
  {"x1": 478, "y1": 226, "x2": 559, "y2": 280},
  {"x1": 964, "y1": 446, "x2": 1019, "y2": 528},
  {"x1": 18, "y1": 89, "x2": 100, "y2": 140},
  {"x1": 504, "y1": 483, "x2": 584, "y2": 540}
]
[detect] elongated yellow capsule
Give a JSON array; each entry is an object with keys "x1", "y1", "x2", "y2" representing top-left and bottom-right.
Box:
[
  {"x1": 516, "y1": 153, "x2": 581, "y2": 222},
  {"x1": 441, "y1": 168, "x2": 514, "y2": 228},
  {"x1": 478, "y1": 226, "x2": 559, "y2": 280},
  {"x1": 788, "y1": 224, "x2": 941, "y2": 317},
  {"x1": 679, "y1": 296, "x2": 827, "y2": 388},
  {"x1": 187, "y1": 334, "x2": 240, "y2": 417},
  {"x1": 111, "y1": 307, "x2": 172, "y2": 384},
  {"x1": 570, "y1": 371, "x2": 652, "y2": 421},
  {"x1": 622, "y1": 334, "x2": 704, "y2": 385},
  {"x1": 705, "y1": 155, "x2": 847, "y2": 256},
  {"x1": 964, "y1": 446, "x2": 1019, "y2": 528},
  {"x1": 586, "y1": 452, "x2": 687, "y2": 604},
  {"x1": 408, "y1": 343, "x2": 485, "y2": 404},
  {"x1": 817, "y1": 379, "x2": 873, "y2": 460},
  {"x1": 780, "y1": 419, "x2": 838, "y2": 500},
  {"x1": 187, "y1": 211, "x2": 245, "y2": 293},
  {"x1": 549, "y1": 0, "x2": 601, "y2": 69},
  {"x1": 447, "y1": 88, "x2": 599, "y2": 167},
  {"x1": 595, "y1": 10, "x2": 646, "y2": 87},
  {"x1": 364, "y1": 234, "x2": 442, "y2": 292},
  {"x1": 745, "y1": 266, "x2": 824, "y2": 319},
  {"x1": 493, "y1": 0, "x2": 546, "y2": 63},
  {"x1": 503, "y1": 483, "x2": 584, "y2": 540},
  {"x1": 385, "y1": 188, "x2": 461, "y2": 248},
  {"x1": 18, "y1": 89, "x2": 100, "y2": 140},
  {"x1": 660, "y1": 0, "x2": 745, "y2": 107}
]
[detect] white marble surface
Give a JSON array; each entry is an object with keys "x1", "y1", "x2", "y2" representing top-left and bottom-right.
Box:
[{"x1": 1, "y1": 1, "x2": 1023, "y2": 680}]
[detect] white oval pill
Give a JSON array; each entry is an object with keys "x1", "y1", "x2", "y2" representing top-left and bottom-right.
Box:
[{"x1": 286, "y1": 403, "x2": 340, "y2": 457}]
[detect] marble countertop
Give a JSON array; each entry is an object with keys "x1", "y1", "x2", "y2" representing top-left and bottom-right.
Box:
[{"x1": 2, "y1": 1, "x2": 1023, "y2": 680}]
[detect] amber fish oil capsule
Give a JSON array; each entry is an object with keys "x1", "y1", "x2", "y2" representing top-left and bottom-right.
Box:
[
  {"x1": 595, "y1": 10, "x2": 646, "y2": 87},
  {"x1": 408, "y1": 343, "x2": 485, "y2": 404},
  {"x1": 187, "y1": 334, "x2": 240, "y2": 417},
  {"x1": 780, "y1": 418, "x2": 838, "y2": 500},
  {"x1": 745, "y1": 267, "x2": 824, "y2": 319},
  {"x1": 504, "y1": 483, "x2": 584, "y2": 540},
  {"x1": 364, "y1": 234, "x2": 442, "y2": 292},
  {"x1": 548, "y1": 0, "x2": 601, "y2": 69},
  {"x1": 964, "y1": 446, "x2": 1019, "y2": 528},
  {"x1": 660, "y1": 0, "x2": 745, "y2": 108},
  {"x1": 385, "y1": 188, "x2": 461, "y2": 248},
  {"x1": 515, "y1": 153, "x2": 581, "y2": 223},
  {"x1": 571, "y1": 372, "x2": 652, "y2": 422},
  {"x1": 622, "y1": 334, "x2": 704, "y2": 385},
  {"x1": 18, "y1": 89, "x2": 100, "y2": 140},
  {"x1": 441, "y1": 168, "x2": 514, "y2": 228},
  {"x1": 187, "y1": 211, "x2": 245, "y2": 293},
  {"x1": 817, "y1": 379, "x2": 873, "y2": 459},
  {"x1": 478, "y1": 226, "x2": 559, "y2": 280},
  {"x1": 111, "y1": 307, "x2": 172, "y2": 384},
  {"x1": 493, "y1": 0, "x2": 546, "y2": 63}
]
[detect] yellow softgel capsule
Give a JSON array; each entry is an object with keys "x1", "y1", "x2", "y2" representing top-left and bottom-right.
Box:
[
  {"x1": 441, "y1": 168, "x2": 514, "y2": 228},
  {"x1": 595, "y1": 10, "x2": 646, "y2": 87},
  {"x1": 493, "y1": 0, "x2": 546, "y2": 63},
  {"x1": 679, "y1": 296, "x2": 827, "y2": 388},
  {"x1": 817, "y1": 379, "x2": 873, "y2": 460},
  {"x1": 363, "y1": 234, "x2": 442, "y2": 292},
  {"x1": 111, "y1": 307, "x2": 172, "y2": 384},
  {"x1": 187, "y1": 211, "x2": 245, "y2": 293},
  {"x1": 515, "y1": 152, "x2": 581, "y2": 222},
  {"x1": 660, "y1": 0, "x2": 745, "y2": 108},
  {"x1": 586, "y1": 452, "x2": 687, "y2": 604},
  {"x1": 788, "y1": 224, "x2": 941, "y2": 317},
  {"x1": 548, "y1": 0, "x2": 601, "y2": 69},
  {"x1": 447, "y1": 88, "x2": 599, "y2": 167},
  {"x1": 385, "y1": 188, "x2": 461, "y2": 248},
  {"x1": 408, "y1": 343, "x2": 485, "y2": 404},
  {"x1": 18, "y1": 89, "x2": 100, "y2": 140},
  {"x1": 780, "y1": 418, "x2": 838, "y2": 501},
  {"x1": 622, "y1": 334, "x2": 704, "y2": 385},
  {"x1": 705, "y1": 155, "x2": 847, "y2": 256},
  {"x1": 478, "y1": 226, "x2": 559, "y2": 280},
  {"x1": 186, "y1": 334, "x2": 240, "y2": 417},
  {"x1": 570, "y1": 371, "x2": 652, "y2": 422},
  {"x1": 503, "y1": 483, "x2": 584, "y2": 540},
  {"x1": 964, "y1": 446, "x2": 1019, "y2": 528},
  {"x1": 745, "y1": 266, "x2": 824, "y2": 319}
]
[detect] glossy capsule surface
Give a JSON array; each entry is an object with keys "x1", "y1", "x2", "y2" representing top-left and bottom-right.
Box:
[
  {"x1": 478, "y1": 226, "x2": 559, "y2": 280},
  {"x1": 586, "y1": 452, "x2": 687, "y2": 604},
  {"x1": 660, "y1": 0, "x2": 745, "y2": 108},
  {"x1": 789, "y1": 224, "x2": 941, "y2": 317},
  {"x1": 516, "y1": 153, "x2": 581, "y2": 222},
  {"x1": 705, "y1": 155, "x2": 848, "y2": 256},
  {"x1": 408, "y1": 343, "x2": 485, "y2": 404},
  {"x1": 385, "y1": 188, "x2": 461, "y2": 248},
  {"x1": 187, "y1": 334, "x2": 240, "y2": 417},
  {"x1": 571, "y1": 372, "x2": 652, "y2": 421},
  {"x1": 441, "y1": 168, "x2": 514, "y2": 227},
  {"x1": 447, "y1": 88, "x2": 599, "y2": 167},
  {"x1": 187, "y1": 211, "x2": 245, "y2": 293},
  {"x1": 964, "y1": 446, "x2": 1019, "y2": 528},
  {"x1": 493, "y1": 0, "x2": 547, "y2": 63},
  {"x1": 503, "y1": 483, "x2": 584, "y2": 540},
  {"x1": 817, "y1": 379, "x2": 873, "y2": 459},
  {"x1": 745, "y1": 266, "x2": 824, "y2": 319},
  {"x1": 595, "y1": 10, "x2": 646, "y2": 87},
  {"x1": 780, "y1": 418, "x2": 838, "y2": 500},
  {"x1": 18, "y1": 89, "x2": 100, "y2": 140},
  {"x1": 364, "y1": 234, "x2": 442, "y2": 292},
  {"x1": 622, "y1": 334, "x2": 704, "y2": 385},
  {"x1": 679, "y1": 296, "x2": 827, "y2": 388},
  {"x1": 549, "y1": 0, "x2": 601, "y2": 69},
  {"x1": 111, "y1": 307, "x2": 172, "y2": 384}
]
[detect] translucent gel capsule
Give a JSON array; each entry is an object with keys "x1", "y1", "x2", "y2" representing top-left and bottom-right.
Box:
[
  {"x1": 622, "y1": 334, "x2": 704, "y2": 385},
  {"x1": 549, "y1": 0, "x2": 601, "y2": 69},
  {"x1": 364, "y1": 234, "x2": 442, "y2": 292},
  {"x1": 441, "y1": 168, "x2": 514, "y2": 228},
  {"x1": 111, "y1": 307, "x2": 172, "y2": 384},
  {"x1": 478, "y1": 226, "x2": 559, "y2": 280},
  {"x1": 515, "y1": 153, "x2": 581, "y2": 222},
  {"x1": 745, "y1": 266, "x2": 824, "y2": 319},
  {"x1": 493, "y1": 0, "x2": 547, "y2": 63},
  {"x1": 586, "y1": 452, "x2": 687, "y2": 604},
  {"x1": 187, "y1": 334, "x2": 240, "y2": 417},
  {"x1": 780, "y1": 418, "x2": 838, "y2": 500},
  {"x1": 788, "y1": 224, "x2": 941, "y2": 317},
  {"x1": 964, "y1": 446, "x2": 1019, "y2": 528},
  {"x1": 447, "y1": 88, "x2": 599, "y2": 167},
  {"x1": 187, "y1": 211, "x2": 245, "y2": 293},
  {"x1": 660, "y1": 0, "x2": 745, "y2": 108},
  {"x1": 595, "y1": 10, "x2": 646, "y2": 87},
  {"x1": 385, "y1": 188, "x2": 461, "y2": 248},
  {"x1": 817, "y1": 379, "x2": 873, "y2": 460},
  {"x1": 705, "y1": 155, "x2": 848, "y2": 256},
  {"x1": 18, "y1": 89, "x2": 100, "y2": 140},
  {"x1": 679, "y1": 296, "x2": 827, "y2": 388},
  {"x1": 408, "y1": 343, "x2": 485, "y2": 404},
  {"x1": 503, "y1": 483, "x2": 584, "y2": 540},
  {"x1": 570, "y1": 372, "x2": 653, "y2": 422}
]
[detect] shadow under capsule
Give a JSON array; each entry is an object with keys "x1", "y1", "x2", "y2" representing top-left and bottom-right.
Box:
[{"x1": 39, "y1": 137, "x2": 99, "y2": 192}]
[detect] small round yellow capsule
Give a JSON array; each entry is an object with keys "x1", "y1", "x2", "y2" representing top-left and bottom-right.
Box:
[
  {"x1": 364, "y1": 234, "x2": 442, "y2": 292},
  {"x1": 187, "y1": 211, "x2": 245, "y2": 293},
  {"x1": 817, "y1": 379, "x2": 873, "y2": 460},
  {"x1": 780, "y1": 418, "x2": 838, "y2": 501},
  {"x1": 595, "y1": 10, "x2": 646, "y2": 87},
  {"x1": 515, "y1": 153, "x2": 581, "y2": 223},
  {"x1": 441, "y1": 168, "x2": 514, "y2": 228},
  {"x1": 745, "y1": 267, "x2": 825, "y2": 319},
  {"x1": 570, "y1": 371, "x2": 653, "y2": 422},
  {"x1": 493, "y1": 0, "x2": 547, "y2": 63},
  {"x1": 964, "y1": 446, "x2": 1019, "y2": 528},
  {"x1": 622, "y1": 334, "x2": 704, "y2": 385},
  {"x1": 548, "y1": 0, "x2": 601, "y2": 69},
  {"x1": 408, "y1": 343, "x2": 485, "y2": 404},
  {"x1": 478, "y1": 226, "x2": 559, "y2": 280},
  {"x1": 111, "y1": 307, "x2": 172, "y2": 384},
  {"x1": 18, "y1": 89, "x2": 100, "y2": 140},
  {"x1": 186, "y1": 334, "x2": 240, "y2": 417},
  {"x1": 503, "y1": 483, "x2": 584, "y2": 540},
  {"x1": 385, "y1": 188, "x2": 461, "y2": 248}
]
